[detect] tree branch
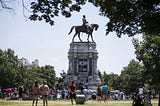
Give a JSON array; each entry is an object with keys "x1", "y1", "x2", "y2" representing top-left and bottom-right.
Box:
[
  {"x1": 0, "y1": 0, "x2": 13, "y2": 10},
  {"x1": 21, "y1": 0, "x2": 32, "y2": 21}
]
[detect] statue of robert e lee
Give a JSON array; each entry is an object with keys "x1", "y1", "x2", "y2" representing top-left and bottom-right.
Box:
[{"x1": 68, "y1": 15, "x2": 99, "y2": 42}]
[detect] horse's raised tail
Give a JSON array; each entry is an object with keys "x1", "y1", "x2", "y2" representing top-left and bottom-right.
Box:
[{"x1": 68, "y1": 26, "x2": 75, "y2": 35}]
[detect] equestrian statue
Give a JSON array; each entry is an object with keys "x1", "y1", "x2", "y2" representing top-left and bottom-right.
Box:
[{"x1": 68, "y1": 15, "x2": 99, "y2": 42}]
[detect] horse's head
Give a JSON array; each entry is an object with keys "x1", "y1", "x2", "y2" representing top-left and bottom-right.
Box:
[{"x1": 92, "y1": 24, "x2": 99, "y2": 31}]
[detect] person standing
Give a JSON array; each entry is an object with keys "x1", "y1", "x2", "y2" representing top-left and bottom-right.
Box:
[
  {"x1": 61, "y1": 88, "x2": 66, "y2": 99},
  {"x1": 18, "y1": 86, "x2": 24, "y2": 101},
  {"x1": 102, "y1": 84, "x2": 108, "y2": 102},
  {"x1": 132, "y1": 95, "x2": 144, "y2": 106},
  {"x1": 97, "y1": 86, "x2": 102, "y2": 102},
  {"x1": 138, "y1": 87, "x2": 144, "y2": 97},
  {"x1": 40, "y1": 81, "x2": 50, "y2": 106},
  {"x1": 69, "y1": 81, "x2": 76, "y2": 105},
  {"x1": 32, "y1": 81, "x2": 40, "y2": 106},
  {"x1": 119, "y1": 91, "x2": 124, "y2": 100}
]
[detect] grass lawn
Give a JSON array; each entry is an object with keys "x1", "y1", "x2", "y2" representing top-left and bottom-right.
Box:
[{"x1": 0, "y1": 99, "x2": 158, "y2": 106}]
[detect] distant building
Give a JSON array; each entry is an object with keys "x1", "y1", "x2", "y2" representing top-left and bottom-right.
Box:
[
  {"x1": 18, "y1": 57, "x2": 30, "y2": 66},
  {"x1": 32, "y1": 59, "x2": 39, "y2": 66},
  {"x1": 18, "y1": 57, "x2": 39, "y2": 67}
]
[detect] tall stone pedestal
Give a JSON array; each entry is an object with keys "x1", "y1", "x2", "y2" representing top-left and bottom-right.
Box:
[{"x1": 64, "y1": 42, "x2": 101, "y2": 89}]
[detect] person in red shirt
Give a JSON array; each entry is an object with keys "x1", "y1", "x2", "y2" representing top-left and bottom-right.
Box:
[{"x1": 69, "y1": 81, "x2": 76, "y2": 105}]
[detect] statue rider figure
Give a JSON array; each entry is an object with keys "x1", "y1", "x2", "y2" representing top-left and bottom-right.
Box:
[{"x1": 82, "y1": 15, "x2": 89, "y2": 33}]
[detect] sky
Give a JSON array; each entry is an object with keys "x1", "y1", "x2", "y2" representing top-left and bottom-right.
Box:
[{"x1": 0, "y1": 2, "x2": 141, "y2": 77}]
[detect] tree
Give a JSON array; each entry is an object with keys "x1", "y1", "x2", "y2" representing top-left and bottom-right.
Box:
[
  {"x1": 19, "y1": 65, "x2": 44, "y2": 89},
  {"x1": 40, "y1": 65, "x2": 56, "y2": 87},
  {"x1": 29, "y1": 0, "x2": 160, "y2": 37},
  {"x1": 108, "y1": 73, "x2": 119, "y2": 90},
  {"x1": 133, "y1": 35, "x2": 160, "y2": 85},
  {"x1": 29, "y1": 0, "x2": 84, "y2": 25},
  {"x1": 98, "y1": 70, "x2": 103, "y2": 82},
  {"x1": 0, "y1": 49, "x2": 57, "y2": 90},
  {"x1": 56, "y1": 70, "x2": 67, "y2": 86},
  {"x1": 102, "y1": 71, "x2": 119, "y2": 90},
  {"x1": 120, "y1": 59, "x2": 144, "y2": 94},
  {"x1": 133, "y1": 35, "x2": 160, "y2": 106},
  {"x1": 0, "y1": 49, "x2": 19, "y2": 88},
  {"x1": 0, "y1": 0, "x2": 32, "y2": 19},
  {"x1": 2, "y1": 0, "x2": 160, "y2": 37},
  {"x1": 95, "y1": 0, "x2": 160, "y2": 37},
  {"x1": 102, "y1": 71, "x2": 109, "y2": 84},
  {"x1": 0, "y1": 0, "x2": 15, "y2": 11}
]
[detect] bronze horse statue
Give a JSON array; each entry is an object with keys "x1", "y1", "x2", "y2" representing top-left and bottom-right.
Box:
[{"x1": 68, "y1": 24, "x2": 99, "y2": 42}]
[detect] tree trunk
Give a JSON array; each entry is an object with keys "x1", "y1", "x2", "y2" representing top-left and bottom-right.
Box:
[{"x1": 158, "y1": 88, "x2": 160, "y2": 106}]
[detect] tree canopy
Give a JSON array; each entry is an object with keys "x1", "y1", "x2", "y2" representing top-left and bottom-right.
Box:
[
  {"x1": 0, "y1": 49, "x2": 19, "y2": 88},
  {"x1": 100, "y1": 59, "x2": 145, "y2": 94},
  {"x1": 1, "y1": 0, "x2": 160, "y2": 37},
  {"x1": 133, "y1": 35, "x2": 160, "y2": 106},
  {"x1": 96, "y1": 0, "x2": 160, "y2": 37},
  {"x1": 29, "y1": 0, "x2": 160, "y2": 37},
  {"x1": 0, "y1": 49, "x2": 56, "y2": 89},
  {"x1": 120, "y1": 59, "x2": 145, "y2": 94},
  {"x1": 133, "y1": 35, "x2": 160, "y2": 86}
]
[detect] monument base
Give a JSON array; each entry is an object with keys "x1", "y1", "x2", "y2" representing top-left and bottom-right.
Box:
[{"x1": 64, "y1": 42, "x2": 101, "y2": 89}]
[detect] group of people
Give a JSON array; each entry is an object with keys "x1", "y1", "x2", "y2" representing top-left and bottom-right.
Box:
[
  {"x1": 1, "y1": 80, "x2": 154, "y2": 106},
  {"x1": 32, "y1": 80, "x2": 77, "y2": 106},
  {"x1": 32, "y1": 81, "x2": 49, "y2": 106},
  {"x1": 67, "y1": 81, "x2": 109, "y2": 104},
  {"x1": 33, "y1": 81, "x2": 110, "y2": 105},
  {"x1": 132, "y1": 87, "x2": 152, "y2": 106},
  {"x1": 0, "y1": 86, "x2": 29, "y2": 100},
  {"x1": 96, "y1": 85, "x2": 109, "y2": 102}
]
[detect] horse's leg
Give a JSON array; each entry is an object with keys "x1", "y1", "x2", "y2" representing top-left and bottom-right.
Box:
[
  {"x1": 91, "y1": 34, "x2": 95, "y2": 43},
  {"x1": 72, "y1": 33, "x2": 77, "y2": 42},
  {"x1": 78, "y1": 33, "x2": 83, "y2": 42},
  {"x1": 87, "y1": 34, "x2": 90, "y2": 42}
]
